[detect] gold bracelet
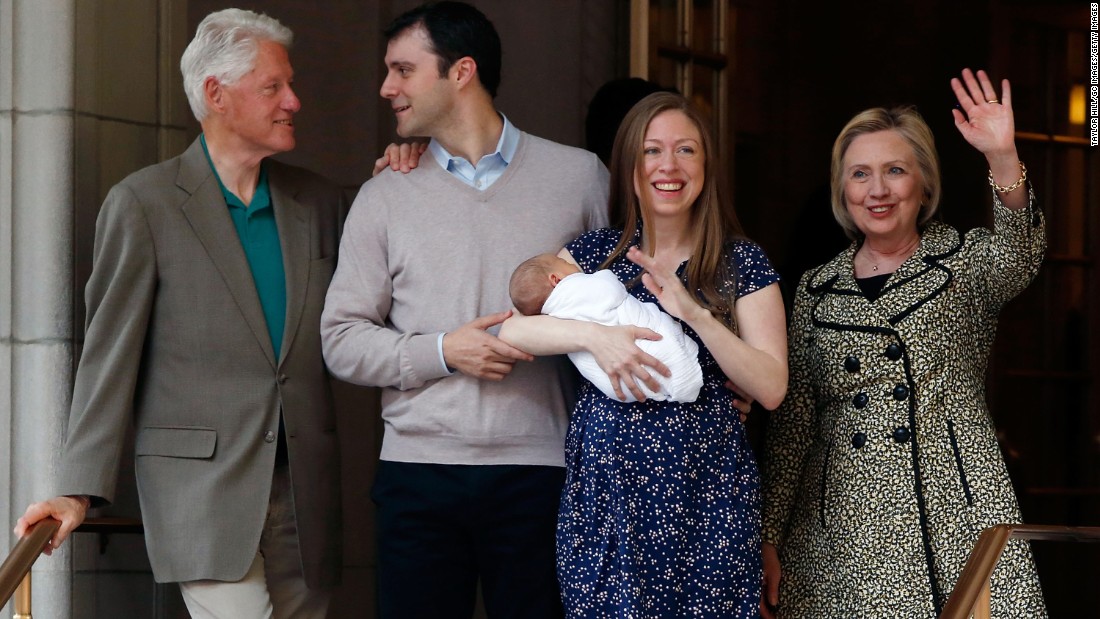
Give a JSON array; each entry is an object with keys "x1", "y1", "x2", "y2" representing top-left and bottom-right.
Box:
[{"x1": 988, "y1": 161, "x2": 1027, "y2": 193}]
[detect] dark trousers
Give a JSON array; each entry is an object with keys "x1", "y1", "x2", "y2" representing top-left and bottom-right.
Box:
[{"x1": 372, "y1": 461, "x2": 566, "y2": 619}]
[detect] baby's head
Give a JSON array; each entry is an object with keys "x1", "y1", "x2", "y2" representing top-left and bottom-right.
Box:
[{"x1": 509, "y1": 254, "x2": 582, "y2": 316}]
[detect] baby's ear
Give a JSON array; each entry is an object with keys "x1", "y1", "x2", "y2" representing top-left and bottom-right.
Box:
[{"x1": 549, "y1": 273, "x2": 562, "y2": 286}]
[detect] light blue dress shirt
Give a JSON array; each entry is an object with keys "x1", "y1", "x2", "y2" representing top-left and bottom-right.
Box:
[{"x1": 428, "y1": 113, "x2": 519, "y2": 190}]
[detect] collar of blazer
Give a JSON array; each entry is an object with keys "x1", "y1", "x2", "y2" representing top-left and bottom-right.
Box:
[
  {"x1": 805, "y1": 221, "x2": 964, "y2": 331},
  {"x1": 173, "y1": 138, "x2": 312, "y2": 370}
]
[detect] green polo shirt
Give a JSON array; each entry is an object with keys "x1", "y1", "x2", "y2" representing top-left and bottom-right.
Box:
[{"x1": 200, "y1": 135, "x2": 286, "y2": 360}]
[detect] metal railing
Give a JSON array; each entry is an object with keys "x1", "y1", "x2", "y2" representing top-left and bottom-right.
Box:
[
  {"x1": 940, "y1": 523, "x2": 1100, "y2": 619},
  {"x1": 6, "y1": 519, "x2": 1099, "y2": 618},
  {"x1": 1, "y1": 517, "x2": 144, "y2": 618},
  {"x1": 0, "y1": 518, "x2": 59, "y2": 619}
]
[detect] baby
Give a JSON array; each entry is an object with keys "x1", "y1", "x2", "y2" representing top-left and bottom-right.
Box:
[{"x1": 509, "y1": 253, "x2": 703, "y2": 403}]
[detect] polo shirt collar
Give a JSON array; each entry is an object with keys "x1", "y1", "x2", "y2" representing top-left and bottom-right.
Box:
[{"x1": 199, "y1": 134, "x2": 271, "y2": 211}]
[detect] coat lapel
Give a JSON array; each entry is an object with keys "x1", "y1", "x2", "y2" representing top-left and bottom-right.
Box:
[
  {"x1": 176, "y1": 139, "x2": 277, "y2": 369},
  {"x1": 806, "y1": 222, "x2": 962, "y2": 332},
  {"x1": 269, "y1": 167, "x2": 310, "y2": 369},
  {"x1": 805, "y1": 246, "x2": 891, "y2": 335},
  {"x1": 872, "y1": 222, "x2": 960, "y2": 327}
]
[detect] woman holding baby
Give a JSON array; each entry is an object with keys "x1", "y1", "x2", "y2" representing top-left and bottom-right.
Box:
[{"x1": 500, "y1": 91, "x2": 788, "y2": 617}]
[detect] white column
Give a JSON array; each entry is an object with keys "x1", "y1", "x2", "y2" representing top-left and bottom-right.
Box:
[
  {"x1": 4, "y1": 1, "x2": 77, "y2": 619},
  {"x1": 0, "y1": 0, "x2": 14, "y2": 608}
]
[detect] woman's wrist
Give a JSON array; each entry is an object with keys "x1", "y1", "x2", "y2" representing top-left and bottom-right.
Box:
[
  {"x1": 578, "y1": 321, "x2": 605, "y2": 353},
  {"x1": 683, "y1": 304, "x2": 716, "y2": 331},
  {"x1": 988, "y1": 161, "x2": 1027, "y2": 195},
  {"x1": 985, "y1": 149, "x2": 1021, "y2": 184}
]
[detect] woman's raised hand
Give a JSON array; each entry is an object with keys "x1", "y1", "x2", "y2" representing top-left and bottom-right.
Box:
[
  {"x1": 950, "y1": 68, "x2": 1026, "y2": 210},
  {"x1": 627, "y1": 246, "x2": 707, "y2": 325},
  {"x1": 950, "y1": 68, "x2": 1016, "y2": 160}
]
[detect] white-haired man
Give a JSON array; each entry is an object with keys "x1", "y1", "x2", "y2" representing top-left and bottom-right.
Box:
[{"x1": 15, "y1": 9, "x2": 344, "y2": 618}]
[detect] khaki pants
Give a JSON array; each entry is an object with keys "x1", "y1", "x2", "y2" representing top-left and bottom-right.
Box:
[{"x1": 178, "y1": 467, "x2": 330, "y2": 619}]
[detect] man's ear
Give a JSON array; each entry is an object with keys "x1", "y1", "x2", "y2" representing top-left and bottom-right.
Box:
[
  {"x1": 450, "y1": 56, "x2": 478, "y2": 90},
  {"x1": 203, "y1": 76, "x2": 224, "y2": 113}
]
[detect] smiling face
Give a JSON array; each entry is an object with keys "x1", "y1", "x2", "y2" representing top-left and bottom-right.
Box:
[
  {"x1": 634, "y1": 109, "x2": 706, "y2": 223},
  {"x1": 217, "y1": 39, "x2": 300, "y2": 158},
  {"x1": 380, "y1": 26, "x2": 457, "y2": 138},
  {"x1": 842, "y1": 129, "x2": 924, "y2": 244}
]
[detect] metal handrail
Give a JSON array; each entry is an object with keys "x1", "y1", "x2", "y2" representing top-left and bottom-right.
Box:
[
  {"x1": 73, "y1": 517, "x2": 143, "y2": 535},
  {"x1": 1, "y1": 517, "x2": 144, "y2": 618},
  {"x1": 7, "y1": 519, "x2": 1098, "y2": 618},
  {"x1": 76, "y1": 517, "x2": 144, "y2": 554},
  {"x1": 0, "y1": 518, "x2": 60, "y2": 615},
  {"x1": 940, "y1": 524, "x2": 1100, "y2": 619}
]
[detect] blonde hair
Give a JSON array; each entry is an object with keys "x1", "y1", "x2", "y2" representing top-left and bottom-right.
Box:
[{"x1": 830, "y1": 106, "x2": 941, "y2": 240}]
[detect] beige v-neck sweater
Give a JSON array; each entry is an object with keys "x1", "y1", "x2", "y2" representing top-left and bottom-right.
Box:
[{"x1": 321, "y1": 131, "x2": 609, "y2": 466}]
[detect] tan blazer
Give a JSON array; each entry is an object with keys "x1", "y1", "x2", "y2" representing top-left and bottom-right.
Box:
[{"x1": 58, "y1": 138, "x2": 345, "y2": 587}]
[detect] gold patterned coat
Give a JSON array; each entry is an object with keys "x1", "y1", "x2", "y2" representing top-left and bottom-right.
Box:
[{"x1": 762, "y1": 192, "x2": 1047, "y2": 618}]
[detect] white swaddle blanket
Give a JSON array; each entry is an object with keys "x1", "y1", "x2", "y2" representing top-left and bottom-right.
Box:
[{"x1": 542, "y1": 269, "x2": 703, "y2": 402}]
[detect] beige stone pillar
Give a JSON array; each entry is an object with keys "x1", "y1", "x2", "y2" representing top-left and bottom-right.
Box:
[{"x1": 3, "y1": 2, "x2": 77, "y2": 619}]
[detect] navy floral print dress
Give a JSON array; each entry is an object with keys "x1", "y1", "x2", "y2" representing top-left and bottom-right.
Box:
[{"x1": 558, "y1": 227, "x2": 779, "y2": 618}]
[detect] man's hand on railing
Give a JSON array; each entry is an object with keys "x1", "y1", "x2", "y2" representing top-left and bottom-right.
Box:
[{"x1": 13, "y1": 495, "x2": 89, "y2": 555}]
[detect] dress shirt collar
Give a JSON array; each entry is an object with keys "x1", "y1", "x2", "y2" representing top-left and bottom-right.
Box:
[{"x1": 428, "y1": 113, "x2": 518, "y2": 189}]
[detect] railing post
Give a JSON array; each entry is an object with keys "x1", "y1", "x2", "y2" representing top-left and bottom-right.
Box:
[{"x1": 13, "y1": 573, "x2": 30, "y2": 619}]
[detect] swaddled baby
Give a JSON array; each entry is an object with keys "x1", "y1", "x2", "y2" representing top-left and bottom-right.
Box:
[{"x1": 508, "y1": 253, "x2": 702, "y2": 402}]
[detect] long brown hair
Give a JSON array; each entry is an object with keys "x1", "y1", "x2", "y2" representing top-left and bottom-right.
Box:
[{"x1": 601, "y1": 92, "x2": 745, "y2": 324}]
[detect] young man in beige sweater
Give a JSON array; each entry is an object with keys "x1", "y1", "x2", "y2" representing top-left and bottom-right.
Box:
[{"x1": 320, "y1": 2, "x2": 608, "y2": 617}]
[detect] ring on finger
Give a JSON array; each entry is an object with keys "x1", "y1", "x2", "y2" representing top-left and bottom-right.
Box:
[{"x1": 986, "y1": 99, "x2": 999, "y2": 104}]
